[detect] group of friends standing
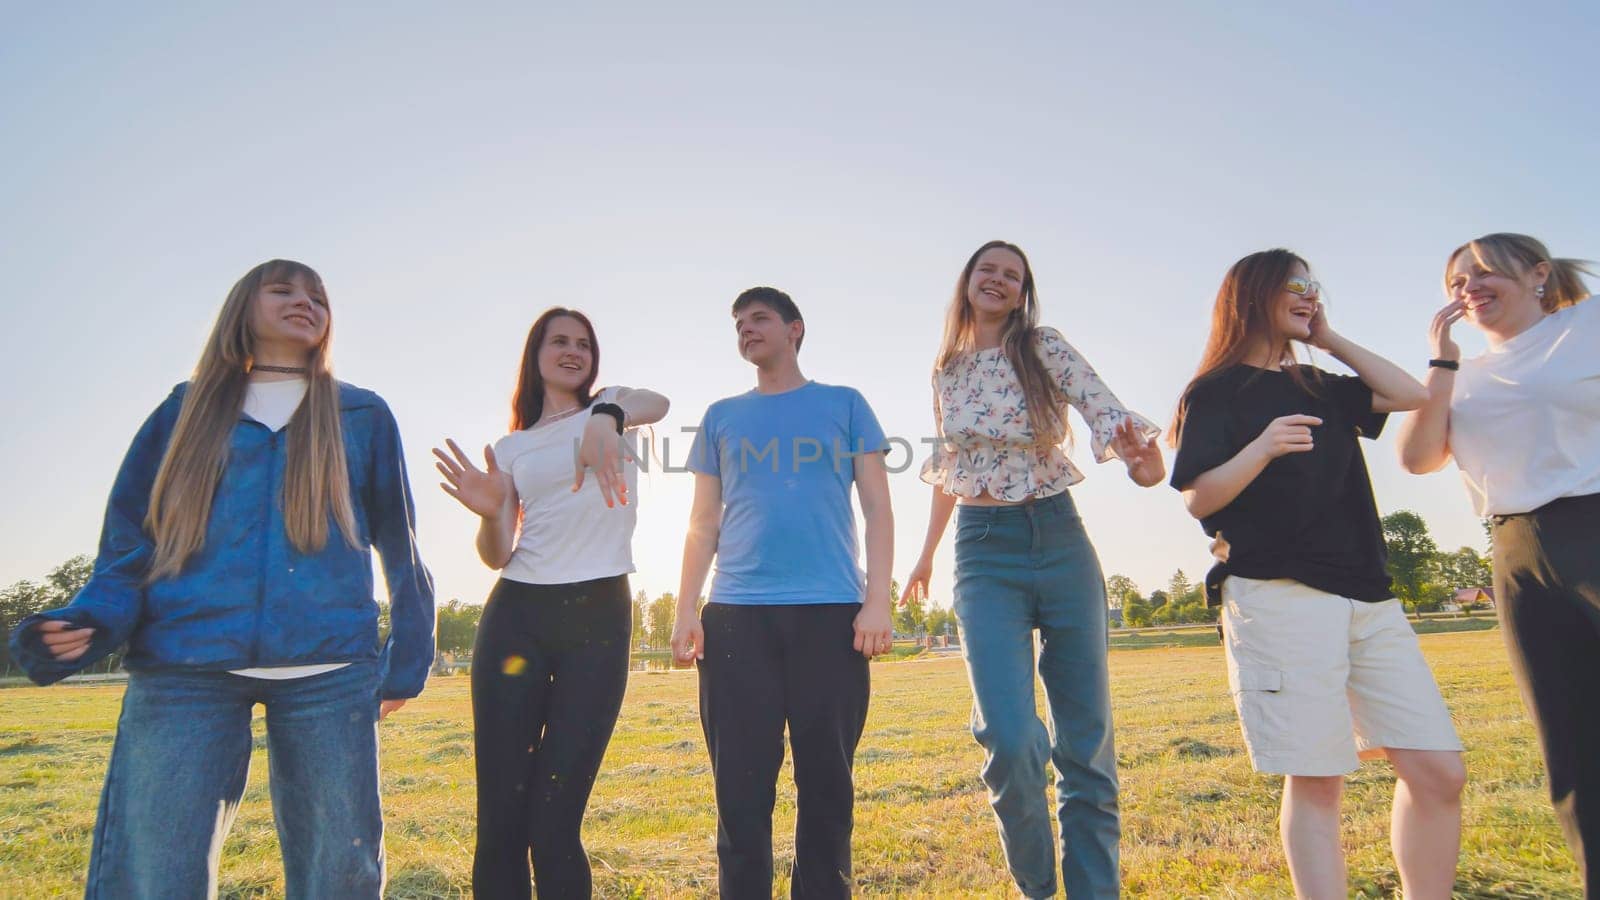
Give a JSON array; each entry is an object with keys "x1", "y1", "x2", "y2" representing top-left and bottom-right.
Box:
[{"x1": 9, "y1": 232, "x2": 1597, "y2": 899}]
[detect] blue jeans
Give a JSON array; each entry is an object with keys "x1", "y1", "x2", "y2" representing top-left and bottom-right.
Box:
[
  {"x1": 86, "y1": 661, "x2": 385, "y2": 899},
  {"x1": 952, "y1": 491, "x2": 1120, "y2": 899}
]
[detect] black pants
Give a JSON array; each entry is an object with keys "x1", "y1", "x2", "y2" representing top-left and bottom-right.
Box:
[
  {"x1": 471, "y1": 576, "x2": 632, "y2": 900},
  {"x1": 1494, "y1": 493, "x2": 1600, "y2": 897},
  {"x1": 697, "y1": 602, "x2": 870, "y2": 899}
]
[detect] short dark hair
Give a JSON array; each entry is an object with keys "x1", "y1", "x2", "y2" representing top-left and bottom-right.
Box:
[{"x1": 731, "y1": 286, "x2": 805, "y2": 351}]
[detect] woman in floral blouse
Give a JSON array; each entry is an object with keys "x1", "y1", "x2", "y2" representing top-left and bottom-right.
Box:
[{"x1": 905, "y1": 240, "x2": 1164, "y2": 899}]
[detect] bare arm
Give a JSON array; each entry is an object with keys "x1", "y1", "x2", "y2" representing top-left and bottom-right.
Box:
[
  {"x1": 1310, "y1": 313, "x2": 1428, "y2": 413},
  {"x1": 671, "y1": 473, "x2": 722, "y2": 662},
  {"x1": 852, "y1": 451, "x2": 895, "y2": 658},
  {"x1": 612, "y1": 386, "x2": 670, "y2": 427},
  {"x1": 1396, "y1": 300, "x2": 1464, "y2": 474},
  {"x1": 1179, "y1": 414, "x2": 1322, "y2": 519},
  {"x1": 474, "y1": 493, "x2": 519, "y2": 570},
  {"x1": 434, "y1": 439, "x2": 518, "y2": 569},
  {"x1": 905, "y1": 486, "x2": 957, "y2": 604}
]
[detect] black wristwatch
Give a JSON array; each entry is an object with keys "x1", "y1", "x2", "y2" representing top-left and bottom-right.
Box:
[
  {"x1": 1427, "y1": 358, "x2": 1460, "y2": 371},
  {"x1": 590, "y1": 402, "x2": 626, "y2": 434}
]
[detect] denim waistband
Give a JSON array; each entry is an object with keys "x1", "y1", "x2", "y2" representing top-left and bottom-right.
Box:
[{"x1": 956, "y1": 490, "x2": 1076, "y2": 523}]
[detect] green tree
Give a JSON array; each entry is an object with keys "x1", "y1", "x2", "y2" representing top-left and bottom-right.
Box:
[
  {"x1": 1382, "y1": 510, "x2": 1439, "y2": 606},
  {"x1": 1166, "y1": 570, "x2": 1200, "y2": 607},
  {"x1": 648, "y1": 593, "x2": 677, "y2": 650},
  {"x1": 435, "y1": 599, "x2": 483, "y2": 657},
  {"x1": 894, "y1": 579, "x2": 926, "y2": 636},
  {"x1": 1436, "y1": 546, "x2": 1492, "y2": 590},
  {"x1": 632, "y1": 589, "x2": 649, "y2": 648},
  {"x1": 1104, "y1": 574, "x2": 1140, "y2": 611},
  {"x1": 1122, "y1": 597, "x2": 1151, "y2": 628},
  {"x1": 925, "y1": 607, "x2": 957, "y2": 639},
  {"x1": 1148, "y1": 589, "x2": 1169, "y2": 609},
  {"x1": 0, "y1": 579, "x2": 54, "y2": 674}
]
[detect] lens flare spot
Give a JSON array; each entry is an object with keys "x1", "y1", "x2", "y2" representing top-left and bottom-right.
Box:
[{"x1": 501, "y1": 655, "x2": 527, "y2": 676}]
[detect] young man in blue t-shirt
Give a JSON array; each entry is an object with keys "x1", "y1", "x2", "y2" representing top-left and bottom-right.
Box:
[{"x1": 672, "y1": 286, "x2": 894, "y2": 898}]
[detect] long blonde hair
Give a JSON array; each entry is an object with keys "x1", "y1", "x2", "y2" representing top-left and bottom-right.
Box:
[
  {"x1": 1446, "y1": 233, "x2": 1595, "y2": 312},
  {"x1": 935, "y1": 241, "x2": 1069, "y2": 448},
  {"x1": 144, "y1": 260, "x2": 358, "y2": 581}
]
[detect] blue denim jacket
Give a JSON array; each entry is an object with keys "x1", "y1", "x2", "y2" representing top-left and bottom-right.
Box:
[{"x1": 8, "y1": 382, "x2": 436, "y2": 699}]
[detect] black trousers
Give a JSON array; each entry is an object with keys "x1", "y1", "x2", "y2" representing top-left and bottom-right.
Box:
[
  {"x1": 697, "y1": 602, "x2": 870, "y2": 899},
  {"x1": 471, "y1": 576, "x2": 632, "y2": 900},
  {"x1": 1493, "y1": 493, "x2": 1600, "y2": 897}
]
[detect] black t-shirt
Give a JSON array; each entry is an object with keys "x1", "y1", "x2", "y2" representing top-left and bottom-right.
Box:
[{"x1": 1169, "y1": 364, "x2": 1393, "y2": 602}]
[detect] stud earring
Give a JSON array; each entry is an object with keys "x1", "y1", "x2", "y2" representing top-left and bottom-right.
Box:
[{"x1": 1536, "y1": 284, "x2": 1546, "y2": 299}]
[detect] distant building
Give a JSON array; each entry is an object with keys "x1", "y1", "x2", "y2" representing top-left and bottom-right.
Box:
[{"x1": 1448, "y1": 587, "x2": 1495, "y2": 611}]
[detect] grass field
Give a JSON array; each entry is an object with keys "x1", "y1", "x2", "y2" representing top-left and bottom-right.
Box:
[{"x1": 0, "y1": 628, "x2": 1581, "y2": 898}]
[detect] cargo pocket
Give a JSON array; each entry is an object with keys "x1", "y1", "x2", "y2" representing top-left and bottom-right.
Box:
[
  {"x1": 1229, "y1": 666, "x2": 1290, "y2": 753},
  {"x1": 1230, "y1": 667, "x2": 1282, "y2": 694}
]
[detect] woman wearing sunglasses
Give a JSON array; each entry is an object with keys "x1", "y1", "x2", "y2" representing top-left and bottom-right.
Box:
[
  {"x1": 1397, "y1": 233, "x2": 1598, "y2": 894},
  {"x1": 1170, "y1": 250, "x2": 1465, "y2": 899}
]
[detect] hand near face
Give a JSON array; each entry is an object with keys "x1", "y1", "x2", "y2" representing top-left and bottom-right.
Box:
[
  {"x1": 1429, "y1": 300, "x2": 1465, "y2": 361},
  {"x1": 1305, "y1": 302, "x2": 1337, "y2": 350}
]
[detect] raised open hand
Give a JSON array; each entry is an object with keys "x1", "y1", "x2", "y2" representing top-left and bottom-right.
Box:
[{"x1": 433, "y1": 439, "x2": 512, "y2": 518}]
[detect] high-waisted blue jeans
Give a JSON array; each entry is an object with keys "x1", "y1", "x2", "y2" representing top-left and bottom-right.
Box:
[
  {"x1": 85, "y1": 661, "x2": 385, "y2": 899},
  {"x1": 952, "y1": 491, "x2": 1120, "y2": 899}
]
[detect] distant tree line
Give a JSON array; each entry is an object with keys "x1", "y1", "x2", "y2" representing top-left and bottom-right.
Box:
[
  {"x1": 1379, "y1": 511, "x2": 1492, "y2": 614},
  {"x1": 1, "y1": 555, "x2": 97, "y2": 676},
  {"x1": 1105, "y1": 509, "x2": 1494, "y2": 627}
]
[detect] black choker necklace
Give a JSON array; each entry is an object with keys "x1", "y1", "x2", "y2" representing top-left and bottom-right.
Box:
[{"x1": 253, "y1": 364, "x2": 309, "y2": 375}]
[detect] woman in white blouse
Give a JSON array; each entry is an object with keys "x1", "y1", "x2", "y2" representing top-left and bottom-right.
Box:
[
  {"x1": 1397, "y1": 233, "x2": 1599, "y2": 893},
  {"x1": 905, "y1": 240, "x2": 1164, "y2": 899},
  {"x1": 433, "y1": 308, "x2": 669, "y2": 899}
]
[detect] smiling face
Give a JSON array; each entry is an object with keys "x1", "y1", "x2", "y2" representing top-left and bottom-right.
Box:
[
  {"x1": 1445, "y1": 248, "x2": 1547, "y2": 333},
  {"x1": 248, "y1": 273, "x2": 329, "y2": 362},
  {"x1": 537, "y1": 315, "x2": 594, "y2": 393},
  {"x1": 1267, "y1": 262, "x2": 1320, "y2": 343},
  {"x1": 964, "y1": 246, "x2": 1028, "y2": 322},
  {"x1": 735, "y1": 301, "x2": 802, "y2": 366}
]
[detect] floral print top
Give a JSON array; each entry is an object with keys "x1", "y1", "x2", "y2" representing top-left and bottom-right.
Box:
[{"x1": 920, "y1": 326, "x2": 1160, "y2": 501}]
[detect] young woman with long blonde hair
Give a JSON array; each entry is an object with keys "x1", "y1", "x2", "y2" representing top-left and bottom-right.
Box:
[
  {"x1": 1398, "y1": 233, "x2": 1599, "y2": 894},
  {"x1": 905, "y1": 240, "x2": 1164, "y2": 899},
  {"x1": 9, "y1": 260, "x2": 436, "y2": 898}
]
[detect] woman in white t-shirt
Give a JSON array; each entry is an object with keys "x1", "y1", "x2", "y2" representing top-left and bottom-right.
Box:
[
  {"x1": 1397, "y1": 232, "x2": 1599, "y2": 894},
  {"x1": 434, "y1": 307, "x2": 668, "y2": 899}
]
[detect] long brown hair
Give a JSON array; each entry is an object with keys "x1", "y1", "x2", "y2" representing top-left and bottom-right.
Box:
[
  {"x1": 935, "y1": 241, "x2": 1069, "y2": 447},
  {"x1": 511, "y1": 308, "x2": 600, "y2": 431},
  {"x1": 1168, "y1": 249, "x2": 1322, "y2": 447},
  {"x1": 145, "y1": 260, "x2": 357, "y2": 581},
  {"x1": 1446, "y1": 233, "x2": 1595, "y2": 313}
]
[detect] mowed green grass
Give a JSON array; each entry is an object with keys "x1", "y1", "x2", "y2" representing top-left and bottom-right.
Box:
[{"x1": 0, "y1": 629, "x2": 1580, "y2": 898}]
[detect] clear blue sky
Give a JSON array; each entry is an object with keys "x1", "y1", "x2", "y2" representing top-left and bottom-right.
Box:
[{"x1": 3, "y1": 3, "x2": 1595, "y2": 608}]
